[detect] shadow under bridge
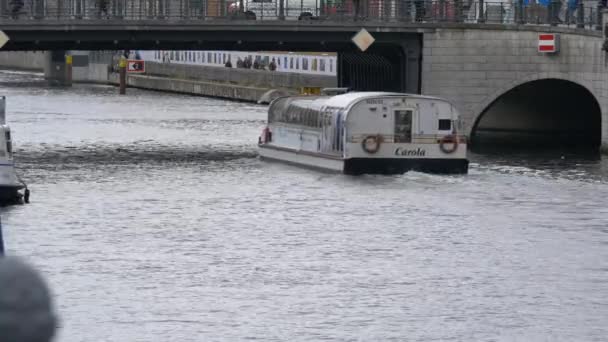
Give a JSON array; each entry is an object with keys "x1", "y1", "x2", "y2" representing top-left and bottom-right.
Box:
[
  {"x1": 471, "y1": 78, "x2": 602, "y2": 151},
  {"x1": 337, "y1": 43, "x2": 420, "y2": 93}
]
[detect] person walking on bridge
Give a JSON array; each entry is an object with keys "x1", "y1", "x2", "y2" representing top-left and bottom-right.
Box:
[
  {"x1": 9, "y1": 0, "x2": 23, "y2": 19},
  {"x1": 97, "y1": 0, "x2": 109, "y2": 18}
]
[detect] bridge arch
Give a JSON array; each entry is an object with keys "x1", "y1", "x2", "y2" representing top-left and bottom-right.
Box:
[{"x1": 470, "y1": 74, "x2": 602, "y2": 150}]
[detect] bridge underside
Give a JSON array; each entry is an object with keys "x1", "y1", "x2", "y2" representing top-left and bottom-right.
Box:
[
  {"x1": 0, "y1": 22, "x2": 418, "y2": 51},
  {"x1": 0, "y1": 23, "x2": 421, "y2": 93},
  {"x1": 472, "y1": 79, "x2": 602, "y2": 150},
  {"x1": 338, "y1": 44, "x2": 412, "y2": 93}
]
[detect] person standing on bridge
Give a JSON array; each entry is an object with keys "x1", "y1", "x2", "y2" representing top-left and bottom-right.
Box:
[
  {"x1": 414, "y1": 0, "x2": 426, "y2": 22},
  {"x1": 96, "y1": 0, "x2": 109, "y2": 18},
  {"x1": 9, "y1": 0, "x2": 23, "y2": 19}
]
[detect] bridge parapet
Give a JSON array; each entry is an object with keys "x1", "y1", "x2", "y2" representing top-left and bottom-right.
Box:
[{"x1": 0, "y1": 0, "x2": 602, "y2": 31}]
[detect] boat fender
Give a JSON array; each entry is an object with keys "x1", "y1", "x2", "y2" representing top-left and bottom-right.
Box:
[
  {"x1": 362, "y1": 135, "x2": 382, "y2": 154},
  {"x1": 439, "y1": 135, "x2": 458, "y2": 154},
  {"x1": 24, "y1": 189, "x2": 30, "y2": 204}
]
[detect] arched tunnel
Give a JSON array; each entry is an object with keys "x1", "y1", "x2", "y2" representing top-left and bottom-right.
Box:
[{"x1": 471, "y1": 79, "x2": 602, "y2": 151}]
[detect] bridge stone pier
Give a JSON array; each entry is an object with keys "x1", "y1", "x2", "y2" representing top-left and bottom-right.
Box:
[{"x1": 420, "y1": 24, "x2": 608, "y2": 152}]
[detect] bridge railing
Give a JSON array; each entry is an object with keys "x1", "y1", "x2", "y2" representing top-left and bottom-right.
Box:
[{"x1": 0, "y1": 0, "x2": 601, "y2": 30}]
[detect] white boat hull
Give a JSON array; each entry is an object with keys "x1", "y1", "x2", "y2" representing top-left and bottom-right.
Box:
[
  {"x1": 258, "y1": 144, "x2": 469, "y2": 174},
  {"x1": 258, "y1": 144, "x2": 344, "y2": 172}
]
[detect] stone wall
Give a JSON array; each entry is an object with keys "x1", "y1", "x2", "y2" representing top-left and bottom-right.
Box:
[
  {"x1": 109, "y1": 73, "x2": 271, "y2": 102},
  {"x1": 0, "y1": 52, "x2": 46, "y2": 71},
  {"x1": 0, "y1": 51, "x2": 336, "y2": 103},
  {"x1": 421, "y1": 27, "x2": 607, "y2": 151},
  {"x1": 142, "y1": 61, "x2": 336, "y2": 89},
  {"x1": 73, "y1": 63, "x2": 110, "y2": 83}
]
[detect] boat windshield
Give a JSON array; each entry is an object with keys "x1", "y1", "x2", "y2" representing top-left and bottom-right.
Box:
[{"x1": 268, "y1": 96, "x2": 326, "y2": 123}]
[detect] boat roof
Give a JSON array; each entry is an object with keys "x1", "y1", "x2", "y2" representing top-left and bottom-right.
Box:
[
  {"x1": 323, "y1": 92, "x2": 448, "y2": 108},
  {"x1": 286, "y1": 96, "x2": 327, "y2": 111},
  {"x1": 269, "y1": 92, "x2": 453, "y2": 116}
]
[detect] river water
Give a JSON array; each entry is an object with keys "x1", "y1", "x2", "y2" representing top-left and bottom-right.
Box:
[{"x1": 1, "y1": 70, "x2": 607, "y2": 341}]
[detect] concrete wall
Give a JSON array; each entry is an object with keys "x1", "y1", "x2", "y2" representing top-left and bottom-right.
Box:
[
  {"x1": 0, "y1": 51, "x2": 335, "y2": 102},
  {"x1": 0, "y1": 52, "x2": 46, "y2": 71},
  {"x1": 421, "y1": 27, "x2": 608, "y2": 152},
  {"x1": 109, "y1": 73, "x2": 271, "y2": 102},
  {"x1": 73, "y1": 63, "x2": 110, "y2": 83},
  {"x1": 143, "y1": 61, "x2": 337, "y2": 89}
]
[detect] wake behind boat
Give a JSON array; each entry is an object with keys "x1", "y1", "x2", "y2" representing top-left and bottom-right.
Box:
[
  {"x1": 0, "y1": 96, "x2": 29, "y2": 206},
  {"x1": 258, "y1": 90, "x2": 469, "y2": 175}
]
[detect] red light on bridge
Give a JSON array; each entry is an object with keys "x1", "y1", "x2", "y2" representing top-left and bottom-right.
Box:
[{"x1": 538, "y1": 33, "x2": 559, "y2": 54}]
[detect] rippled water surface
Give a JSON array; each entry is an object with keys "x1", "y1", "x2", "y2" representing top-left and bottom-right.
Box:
[{"x1": 1, "y1": 71, "x2": 607, "y2": 341}]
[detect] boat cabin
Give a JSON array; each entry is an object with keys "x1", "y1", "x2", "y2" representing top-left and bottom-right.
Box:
[{"x1": 260, "y1": 92, "x2": 468, "y2": 174}]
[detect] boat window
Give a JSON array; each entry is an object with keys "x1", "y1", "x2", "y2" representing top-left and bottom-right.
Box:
[
  {"x1": 320, "y1": 59, "x2": 326, "y2": 72},
  {"x1": 438, "y1": 119, "x2": 452, "y2": 131},
  {"x1": 302, "y1": 58, "x2": 308, "y2": 70},
  {"x1": 395, "y1": 109, "x2": 413, "y2": 143},
  {"x1": 312, "y1": 58, "x2": 317, "y2": 71}
]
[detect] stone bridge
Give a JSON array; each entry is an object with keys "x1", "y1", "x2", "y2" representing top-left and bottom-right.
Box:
[
  {"x1": 422, "y1": 24, "x2": 607, "y2": 151},
  {"x1": 0, "y1": 0, "x2": 606, "y2": 151}
]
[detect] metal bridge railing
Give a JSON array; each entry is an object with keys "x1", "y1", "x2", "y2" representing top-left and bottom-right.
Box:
[{"x1": 0, "y1": 0, "x2": 602, "y2": 30}]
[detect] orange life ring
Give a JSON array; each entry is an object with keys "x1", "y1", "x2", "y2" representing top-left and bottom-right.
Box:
[
  {"x1": 439, "y1": 135, "x2": 458, "y2": 154},
  {"x1": 362, "y1": 135, "x2": 382, "y2": 154}
]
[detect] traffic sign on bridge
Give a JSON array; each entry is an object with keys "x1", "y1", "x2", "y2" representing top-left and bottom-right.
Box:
[
  {"x1": 538, "y1": 33, "x2": 560, "y2": 54},
  {"x1": 127, "y1": 60, "x2": 145, "y2": 73}
]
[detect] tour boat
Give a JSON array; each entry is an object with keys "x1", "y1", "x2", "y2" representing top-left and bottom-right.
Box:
[
  {"x1": 258, "y1": 91, "x2": 469, "y2": 174},
  {"x1": 0, "y1": 96, "x2": 29, "y2": 205}
]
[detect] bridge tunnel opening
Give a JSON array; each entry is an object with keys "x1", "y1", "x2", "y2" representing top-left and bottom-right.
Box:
[
  {"x1": 471, "y1": 79, "x2": 602, "y2": 152},
  {"x1": 338, "y1": 44, "x2": 407, "y2": 92}
]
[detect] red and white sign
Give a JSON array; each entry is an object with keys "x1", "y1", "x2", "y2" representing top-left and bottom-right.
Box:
[
  {"x1": 538, "y1": 33, "x2": 560, "y2": 53},
  {"x1": 127, "y1": 60, "x2": 145, "y2": 73}
]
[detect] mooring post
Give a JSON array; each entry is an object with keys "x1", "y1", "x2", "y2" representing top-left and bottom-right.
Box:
[
  {"x1": 0, "y1": 96, "x2": 6, "y2": 125},
  {"x1": 65, "y1": 54, "x2": 73, "y2": 87},
  {"x1": 119, "y1": 56, "x2": 127, "y2": 95},
  {"x1": 0, "y1": 216, "x2": 5, "y2": 256}
]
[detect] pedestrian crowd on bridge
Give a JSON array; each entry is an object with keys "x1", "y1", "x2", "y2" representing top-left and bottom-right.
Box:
[
  {"x1": 3, "y1": 0, "x2": 602, "y2": 24},
  {"x1": 232, "y1": 56, "x2": 278, "y2": 71}
]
